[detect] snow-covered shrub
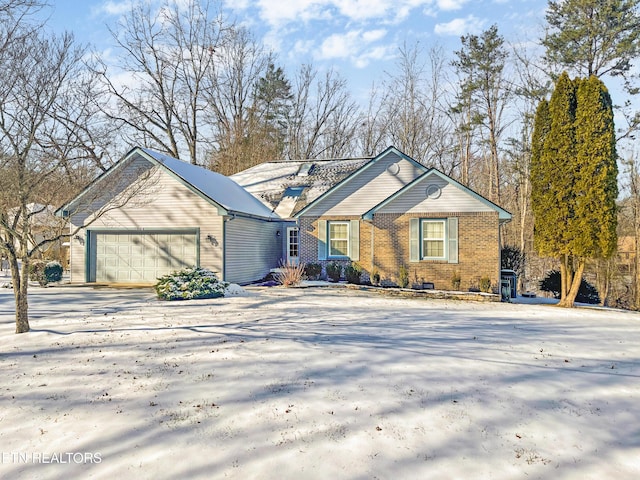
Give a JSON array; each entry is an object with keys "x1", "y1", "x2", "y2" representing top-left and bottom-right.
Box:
[
  {"x1": 326, "y1": 262, "x2": 342, "y2": 282},
  {"x1": 155, "y1": 267, "x2": 228, "y2": 301},
  {"x1": 304, "y1": 263, "x2": 322, "y2": 280},
  {"x1": 275, "y1": 261, "x2": 306, "y2": 287},
  {"x1": 45, "y1": 261, "x2": 63, "y2": 283}
]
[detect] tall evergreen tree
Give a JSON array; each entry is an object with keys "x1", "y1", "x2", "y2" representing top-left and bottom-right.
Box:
[
  {"x1": 531, "y1": 73, "x2": 618, "y2": 307},
  {"x1": 453, "y1": 25, "x2": 510, "y2": 203}
]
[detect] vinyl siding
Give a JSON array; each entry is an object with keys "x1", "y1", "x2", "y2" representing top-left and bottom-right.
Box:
[
  {"x1": 303, "y1": 152, "x2": 424, "y2": 216},
  {"x1": 375, "y1": 175, "x2": 496, "y2": 215},
  {"x1": 224, "y1": 216, "x2": 286, "y2": 284},
  {"x1": 68, "y1": 162, "x2": 224, "y2": 283}
]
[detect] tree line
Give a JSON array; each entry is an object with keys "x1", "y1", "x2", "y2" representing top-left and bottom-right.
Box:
[{"x1": 2, "y1": 0, "x2": 640, "y2": 333}]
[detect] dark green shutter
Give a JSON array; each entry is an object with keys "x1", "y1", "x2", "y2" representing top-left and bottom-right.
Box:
[
  {"x1": 349, "y1": 220, "x2": 360, "y2": 261},
  {"x1": 410, "y1": 218, "x2": 420, "y2": 262},
  {"x1": 317, "y1": 220, "x2": 327, "y2": 260},
  {"x1": 448, "y1": 217, "x2": 458, "y2": 264}
]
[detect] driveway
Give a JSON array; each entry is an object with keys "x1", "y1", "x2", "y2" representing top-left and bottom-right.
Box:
[{"x1": 0, "y1": 284, "x2": 156, "y2": 326}]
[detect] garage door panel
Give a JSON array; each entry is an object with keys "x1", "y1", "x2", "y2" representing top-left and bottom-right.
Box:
[{"x1": 94, "y1": 231, "x2": 198, "y2": 283}]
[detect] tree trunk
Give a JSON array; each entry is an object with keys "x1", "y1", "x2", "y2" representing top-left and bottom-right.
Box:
[
  {"x1": 12, "y1": 257, "x2": 30, "y2": 333},
  {"x1": 558, "y1": 259, "x2": 585, "y2": 308}
]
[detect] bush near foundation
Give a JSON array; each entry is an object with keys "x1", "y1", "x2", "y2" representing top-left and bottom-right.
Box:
[{"x1": 155, "y1": 267, "x2": 228, "y2": 300}]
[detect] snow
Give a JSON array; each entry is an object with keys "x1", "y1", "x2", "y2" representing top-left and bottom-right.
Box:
[{"x1": 1, "y1": 284, "x2": 639, "y2": 479}]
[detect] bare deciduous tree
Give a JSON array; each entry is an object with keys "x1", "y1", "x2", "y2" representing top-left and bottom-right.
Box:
[
  {"x1": 206, "y1": 26, "x2": 270, "y2": 174},
  {"x1": 96, "y1": 0, "x2": 228, "y2": 165},
  {"x1": 286, "y1": 65, "x2": 360, "y2": 160}
]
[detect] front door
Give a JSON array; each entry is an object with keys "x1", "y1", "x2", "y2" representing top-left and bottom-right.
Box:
[{"x1": 286, "y1": 227, "x2": 299, "y2": 265}]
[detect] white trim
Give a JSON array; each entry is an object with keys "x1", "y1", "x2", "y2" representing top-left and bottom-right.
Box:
[
  {"x1": 328, "y1": 221, "x2": 350, "y2": 258},
  {"x1": 421, "y1": 219, "x2": 447, "y2": 260}
]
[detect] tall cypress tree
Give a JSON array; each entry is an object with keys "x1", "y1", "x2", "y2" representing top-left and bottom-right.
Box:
[
  {"x1": 573, "y1": 76, "x2": 618, "y2": 258},
  {"x1": 531, "y1": 73, "x2": 618, "y2": 307}
]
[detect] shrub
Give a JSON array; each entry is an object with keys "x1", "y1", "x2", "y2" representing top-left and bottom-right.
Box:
[
  {"x1": 539, "y1": 270, "x2": 600, "y2": 304},
  {"x1": 304, "y1": 263, "x2": 322, "y2": 280},
  {"x1": 371, "y1": 267, "x2": 381, "y2": 286},
  {"x1": 479, "y1": 276, "x2": 492, "y2": 293},
  {"x1": 45, "y1": 261, "x2": 63, "y2": 283},
  {"x1": 155, "y1": 267, "x2": 228, "y2": 301},
  {"x1": 451, "y1": 271, "x2": 461, "y2": 290},
  {"x1": 29, "y1": 261, "x2": 47, "y2": 286},
  {"x1": 344, "y1": 263, "x2": 363, "y2": 284},
  {"x1": 398, "y1": 265, "x2": 409, "y2": 288},
  {"x1": 326, "y1": 262, "x2": 342, "y2": 282},
  {"x1": 275, "y1": 261, "x2": 306, "y2": 287}
]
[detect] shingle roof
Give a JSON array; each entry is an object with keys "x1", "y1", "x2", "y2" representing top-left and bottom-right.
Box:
[{"x1": 230, "y1": 157, "x2": 371, "y2": 218}]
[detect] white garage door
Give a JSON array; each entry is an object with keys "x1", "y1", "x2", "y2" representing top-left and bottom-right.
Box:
[{"x1": 94, "y1": 231, "x2": 198, "y2": 283}]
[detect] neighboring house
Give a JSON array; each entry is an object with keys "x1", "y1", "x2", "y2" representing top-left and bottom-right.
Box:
[
  {"x1": 60, "y1": 145, "x2": 511, "y2": 289},
  {"x1": 617, "y1": 236, "x2": 635, "y2": 274},
  {"x1": 58, "y1": 147, "x2": 287, "y2": 285}
]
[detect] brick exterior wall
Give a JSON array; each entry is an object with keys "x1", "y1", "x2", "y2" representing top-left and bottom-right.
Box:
[
  {"x1": 371, "y1": 212, "x2": 501, "y2": 291},
  {"x1": 299, "y1": 211, "x2": 501, "y2": 291}
]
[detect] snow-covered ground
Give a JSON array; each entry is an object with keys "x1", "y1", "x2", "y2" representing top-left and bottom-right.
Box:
[{"x1": 1, "y1": 283, "x2": 639, "y2": 479}]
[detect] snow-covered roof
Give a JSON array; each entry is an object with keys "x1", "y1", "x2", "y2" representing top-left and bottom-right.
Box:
[
  {"x1": 230, "y1": 157, "x2": 371, "y2": 218},
  {"x1": 141, "y1": 149, "x2": 279, "y2": 220}
]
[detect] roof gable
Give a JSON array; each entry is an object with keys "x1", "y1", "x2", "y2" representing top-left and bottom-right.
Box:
[
  {"x1": 59, "y1": 147, "x2": 279, "y2": 220},
  {"x1": 294, "y1": 146, "x2": 428, "y2": 217},
  {"x1": 140, "y1": 149, "x2": 278, "y2": 219},
  {"x1": 363, "y1": 169, "x2": 512, "y2": 222}
]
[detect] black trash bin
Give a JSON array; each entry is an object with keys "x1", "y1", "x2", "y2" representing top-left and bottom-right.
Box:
[{"x1": 500, "y1": 269, "x2": 517, "y2": 300}]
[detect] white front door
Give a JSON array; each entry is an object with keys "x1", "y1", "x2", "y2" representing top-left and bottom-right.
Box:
[{"x1": 286, "y1": 227, "x2": 299, "y2": 265}]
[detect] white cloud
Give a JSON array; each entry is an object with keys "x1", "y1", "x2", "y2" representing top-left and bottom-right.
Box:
[
  {"x1": 436, "y1": 0, "x2": 469, "y2": 11},
  {"x1": 434, "y1": 15, "x2": 485, "y2": 36},
  {"x1": 315, "y1": 29, "x2": 393, "y2": 68},
  {"x1": 96, "y1": 0, "x2": 134, "y2": 16},
  {"x1": 318, "y1": 29, "x2": 387, "y2": 60}
]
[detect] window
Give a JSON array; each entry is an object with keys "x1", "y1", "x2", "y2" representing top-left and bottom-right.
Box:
[
  {"x1": 410, "y1": 217, "x2": 457, "y2": 263},
  {"x1": 421, "y1": 220, "x2": 446, "y2": 259},
  {"x1": 328, "y1": 221, "x2": 349, "y2": 257},
  {"x1": 288, "y1": 228, "x2": 299, "y2": 259},
  {"x1": 317, "y1": 220, "x2": 359, "y2": 261}
]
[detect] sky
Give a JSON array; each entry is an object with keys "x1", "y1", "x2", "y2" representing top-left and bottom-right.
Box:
[{"x1": 44, "y1": 0, "x2": 550, "y2": 97}]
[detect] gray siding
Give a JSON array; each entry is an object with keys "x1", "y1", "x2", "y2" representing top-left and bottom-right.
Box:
[
  {"x1": 69, "y1": 163, "x2": 224, "y2": 283},
  {"x1": 376, "y1": 175, "x2": 495, "y2": 215},
  {"x1": 304, "y1": 152, "x2": 424, "y2": 216},
  {"x1": 224, "y1": 216, "x2": 287, "y2": 284}
]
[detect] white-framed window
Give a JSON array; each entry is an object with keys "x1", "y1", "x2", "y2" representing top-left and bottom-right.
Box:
[
  {"x1": 410, "y1": 217, "x2": 458, "y2": 264},
  {"x1": 421, "y1": 219, "x2": 446, "y2": 259},
  {"x1": 328, "y1": 221, "x2": 349, "y2": 257},
  {"x1": 287, "y1": 227, "x2": 299, "y2": 264}
]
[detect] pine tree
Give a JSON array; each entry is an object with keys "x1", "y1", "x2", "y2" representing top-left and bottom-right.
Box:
[{"x1": 530, "y1": 73, "x2": 618, "y2": 307}]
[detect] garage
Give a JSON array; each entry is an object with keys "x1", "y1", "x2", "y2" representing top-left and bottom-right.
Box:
[{"x1": 89, "y1": 230, "x2": 198, "y2": 283}]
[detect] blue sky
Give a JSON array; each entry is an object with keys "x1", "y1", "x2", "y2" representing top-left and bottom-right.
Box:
[{"x1": 45, "y1": 0, "x2": 550, "y2": 96}]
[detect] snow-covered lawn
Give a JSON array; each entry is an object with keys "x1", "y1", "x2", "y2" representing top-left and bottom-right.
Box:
[{"x1": 1, "y1": 284, "x2": 639, "y2": 479}]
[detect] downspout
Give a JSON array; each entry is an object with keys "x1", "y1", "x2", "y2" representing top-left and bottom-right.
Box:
[{"x1": 371, "y1": 217, "x2": 375, "y2": 274}]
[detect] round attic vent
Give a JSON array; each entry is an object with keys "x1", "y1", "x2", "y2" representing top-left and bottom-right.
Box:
[
  {"x1": 387, "y1": 162, "x2": 400, "y2": 175},
  {"x1": 426, "y1": 184, "x2": 441, "y2": 199}
]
